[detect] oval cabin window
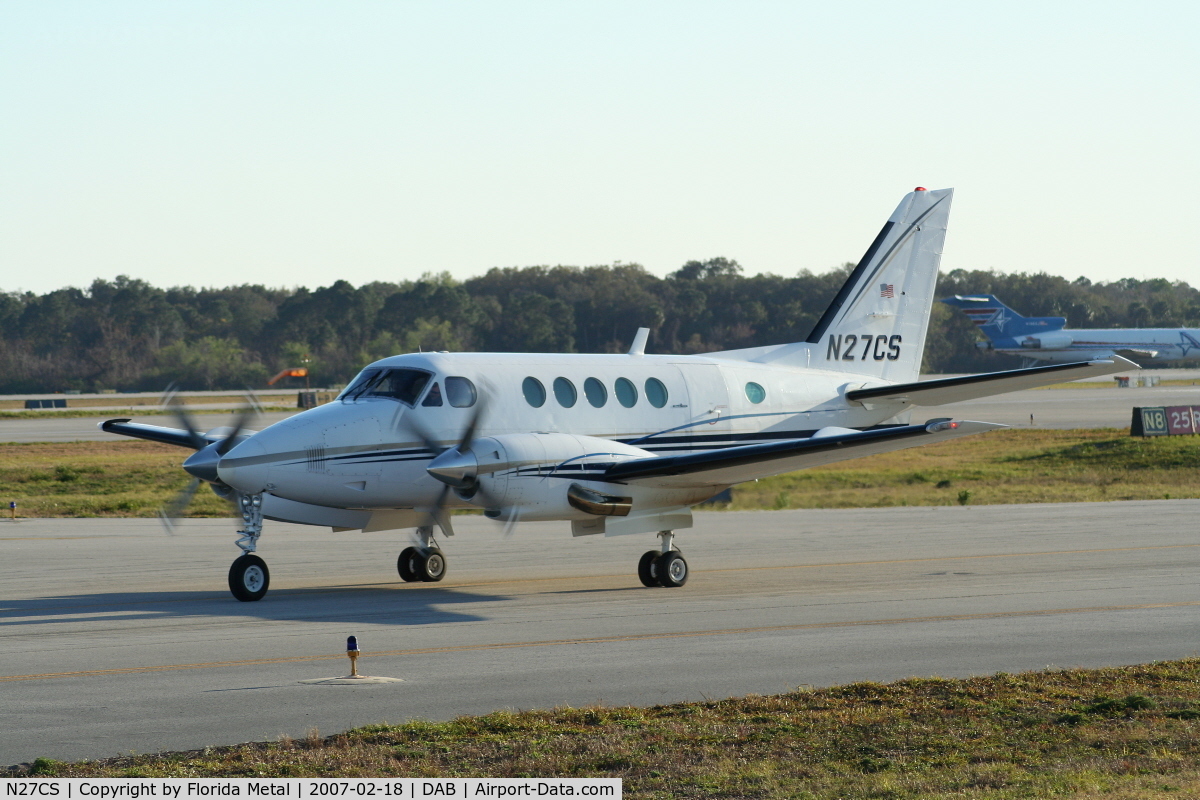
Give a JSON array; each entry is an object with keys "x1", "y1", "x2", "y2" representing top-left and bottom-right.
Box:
[
  {"x1": 523, "y1": 377, "x2": 546, "y2": 408},
  {"x1": 553, "y1": 377, "x2": 577, "y2": 408},
  {"x1": 645, "y1": 378, "x2": 668, "y2": 408},
  {"x1": 745, "y1": 382, "x2": 766, "y2": 404},
  {"x1": 615, "y1": 377, "x2": 638, "y2": 408},
  {"x1": 584, "y1": 377, "x2": 607, "y2": 408}
]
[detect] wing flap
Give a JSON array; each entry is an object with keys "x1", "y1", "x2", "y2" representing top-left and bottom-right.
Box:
[
  {"x1": 845, "y1": 356, "x2": 1136, "y2": 407},
  {"x1": 603, "y1": 419, "x2": 1003, "y2": 488}
]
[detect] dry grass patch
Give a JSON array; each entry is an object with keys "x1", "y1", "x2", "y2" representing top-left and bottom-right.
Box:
[
  {"x1": 0, "y1": 440, "x2": 230, "y2": 517},
  {"x1": 731, "y1": 428, "x2": 1200, "y2": 510},
  {"x1": 15, "y1": 660, "x2": 1200, "y2": 799},
  {"x1": 3, "y1": 429, "x2": 1199, "y2": 518}
]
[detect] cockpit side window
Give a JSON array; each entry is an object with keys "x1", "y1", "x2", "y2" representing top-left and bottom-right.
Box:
[
  {"x1": 445, "y1": 376, "x2": 477, "y2": 408},
  {"x1": 342, "y1": 367, "x2": 432, "y2": 406},
  {"x1": 338, "y1": 368, "x2": 382, "y2": 401},
  {"x1": 422, "y1": 382, "x2": 444, "y2": 406}
]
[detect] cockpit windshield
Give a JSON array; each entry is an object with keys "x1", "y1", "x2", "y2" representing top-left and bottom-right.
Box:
[{"x1": 338, "y1": 367, "x2": 432, "y2": 406}]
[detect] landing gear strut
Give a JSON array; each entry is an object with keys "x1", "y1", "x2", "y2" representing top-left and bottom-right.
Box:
[
  {"x1": 229, "y1": 493, "x2": 269, "y2": 601},
  {"x1": 397, "y1": 526, "x2": 447, "y2": 583},
  {"x1": 638, "y1": 530, "x2": 688, "y2": 588}
]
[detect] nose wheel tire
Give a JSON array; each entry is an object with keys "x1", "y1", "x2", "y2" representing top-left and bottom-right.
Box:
[
  {"x1": 229, "y1": 554, "x2": 269, "y2": 602},
  {"x1": 397, "y1": 547, "x2": 421, "y2": 582},
  {"x1": 637, "y1": 550, "x2": 661, "y2": 587},
  {"x1": 657, "y1": 551, "x2": 688, "y2": 587}
]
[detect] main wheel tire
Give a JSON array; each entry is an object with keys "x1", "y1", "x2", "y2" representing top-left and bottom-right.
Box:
[
  {"x1": 657, "y1": 551, "x2": 688, "y2": 588},
  {"x1": 397, "y1": 546, "x2": 420, "y2": 582},
  {"x1": 229, "y1": 554, "x2": 270, "y2": 601},
  {"x1": 419, "y1": 548, "x2": 447, "y2": 582},
  {"x1": 637, "y1": 550, "x2": 661, "y2": 587}
]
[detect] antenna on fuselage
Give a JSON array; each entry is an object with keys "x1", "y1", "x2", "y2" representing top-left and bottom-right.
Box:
[{"x1": 628, "y1": 327, "x2": 650, "y2": 357}]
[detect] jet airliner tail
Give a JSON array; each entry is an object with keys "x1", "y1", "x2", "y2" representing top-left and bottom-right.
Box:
[{"x1": 939, "y1": 294, "x2": 1066, "y2": 345}]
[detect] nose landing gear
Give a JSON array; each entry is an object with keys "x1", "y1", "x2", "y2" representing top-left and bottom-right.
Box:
[
  {"x1": 229, "y1": 493, "x2": 269, "y2": 601},
  {"x1": 638, "y1": 530, "x2": 688, "y2": 588}
]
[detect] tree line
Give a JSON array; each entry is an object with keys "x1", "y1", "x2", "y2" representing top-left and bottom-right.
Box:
[{"x1": 2, "y1": 261, "x2": 1198, "y2": 393}]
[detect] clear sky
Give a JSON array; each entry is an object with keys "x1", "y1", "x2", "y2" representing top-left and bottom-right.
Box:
[{"x1": 2, "y1": 1, "x2": 1197, "y2": 295}]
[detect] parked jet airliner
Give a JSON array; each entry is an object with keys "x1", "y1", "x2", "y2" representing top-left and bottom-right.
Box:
[
  {"x1": 942, "y1": 294, "x2": 1200, "y2": 365},
  {"x1": 102, "y1": 188, "x2": 1132, "y2": 600}
]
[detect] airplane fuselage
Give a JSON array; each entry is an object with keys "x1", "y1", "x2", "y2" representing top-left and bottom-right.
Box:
[
  {"x1": 982, "y1": 328, "x2": 1200, "y2": 364},
  {"x1": 229, "y1": 351, "x2": 911, "y2": 514}
]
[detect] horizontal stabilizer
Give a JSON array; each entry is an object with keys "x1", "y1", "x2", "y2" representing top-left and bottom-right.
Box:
[
  {"x1": 99, "y1": 418, "x2": 223, "y2": 449},
  {"x1": 1114, "y1": 348, "x2": 1158, "y2": 359},
  {"x1": 845, "y1": 356, "x2": 1137, "y2": 407},
  {"x1": 602, "y1": 419, "x2": 1002, "y2": 488}
]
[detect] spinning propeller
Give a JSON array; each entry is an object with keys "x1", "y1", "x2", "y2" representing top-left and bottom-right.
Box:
[
  {"x1": 399, "y1": 388, "x2": 517, "y2": 536},
  {"x1": 159, "y1": 386, "x2": 260, "y2": 533}
]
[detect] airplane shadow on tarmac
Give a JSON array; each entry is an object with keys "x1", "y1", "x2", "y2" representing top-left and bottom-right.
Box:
[{"x1": 0, "y1": 584, "x2": 509, "y2": 628}]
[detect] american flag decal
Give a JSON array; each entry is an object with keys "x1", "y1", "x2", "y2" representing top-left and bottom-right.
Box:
[{"x1": 880, "y1": 283, "x2": 894, "y2": 298}]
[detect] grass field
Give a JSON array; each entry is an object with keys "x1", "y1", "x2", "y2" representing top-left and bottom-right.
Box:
[
  {"x1": 2, "y1": 428, "x2": 1198, "y2": 518},
  {"x1": 731, "y1": 428, "x2": 1200, "y2": 510},
  {"x1": 16, "y1": 659, "x2": 1200, "y2": 798}
]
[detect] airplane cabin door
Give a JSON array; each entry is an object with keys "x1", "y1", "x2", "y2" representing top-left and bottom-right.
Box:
[{"x1": 673, "y1": 361, "x2": 732, "y2": 452}]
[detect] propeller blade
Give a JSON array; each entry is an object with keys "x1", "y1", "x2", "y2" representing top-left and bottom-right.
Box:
[
  {"x1": 162, "y1": 384, "x2": 206, "y2": 451},
  {"x1": 399, "y1": 413, "x2": 446, "y2": 457},
  {"x1": 456, "y1": 385, "x2": 491, "y2": 452},
  {"x1": 417, "y1": 484, "x2": 453, "y2": 535},
  {"x1": 158, "y1": 476, "x2": 202, "y2": 534},
  {"x1": 216, "y1": 392, "x2": 261, "y2": 456},
  {"x1": 501, "y1": 508, "x2": 520, "y2": 539},
  {"x1": 431, "y1": 505, "x2": 457, "y2": 538}
]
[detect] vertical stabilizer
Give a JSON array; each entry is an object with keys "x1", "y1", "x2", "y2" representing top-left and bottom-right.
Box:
[
  {"x1": 939, "y1": 294, "x2": 1066, "y2": 345},
  {"x1": 710, "y1": 188, "x2": 955, "y2": 381},
  {"x1": 805, "y1": 188, "x2": 952, "y2": 382},
  {"x1": 713, "y1": 187, "x2": 953, "y2": 383}
]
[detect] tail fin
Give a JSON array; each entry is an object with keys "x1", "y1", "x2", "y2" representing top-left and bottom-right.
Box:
[
  {"x1": 712, "y1": 187, "x2": 953, "y2": 382},
  {"x1": 803, "y1": 187, "x2": 952, "y2": 382},
  {"x1": 939, "y1": 294, "x2": 1066, "y2": 344}
]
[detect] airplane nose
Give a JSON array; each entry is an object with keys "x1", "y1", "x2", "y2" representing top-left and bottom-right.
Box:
[{"x1": 217, "y1": 437, "x2": 270, "y2": 494}]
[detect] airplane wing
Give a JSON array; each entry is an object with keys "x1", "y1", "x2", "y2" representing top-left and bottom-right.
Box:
[
  {"x1": 603, "y1": 419, "x2": 1002, "y2": 488},
  {"x1": 845, "y1": 356, "x2": 1137, "y2": 407},
  {"x1": 99, "y1": 418, "x2": 224, "y2": 448}
]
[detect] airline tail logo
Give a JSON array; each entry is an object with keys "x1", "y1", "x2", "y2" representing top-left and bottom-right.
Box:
[
  {"x1": 1180, "y1": 332, "x2": 1200, "y2": 357},
  {"x1": 960, "y1": 306, "x2": 1011, "y2": 332}
]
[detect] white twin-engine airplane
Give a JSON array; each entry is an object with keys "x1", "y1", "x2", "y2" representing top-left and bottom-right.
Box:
[{"x1": 101, "y1": 187, "x2": 1133, "y2": 601}]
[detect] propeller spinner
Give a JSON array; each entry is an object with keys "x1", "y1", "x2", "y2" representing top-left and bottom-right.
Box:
[
  {"x1": 159, "y1": 386, "x2": 260, "y2": 532},
  {"x1": 400, "y1": 390, "x2": 497, "y2": 534}
]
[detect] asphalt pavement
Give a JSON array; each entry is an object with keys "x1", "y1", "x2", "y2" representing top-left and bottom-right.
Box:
[{"x1": 3, "y1": 502, "x2": 1198, "y2": 766}]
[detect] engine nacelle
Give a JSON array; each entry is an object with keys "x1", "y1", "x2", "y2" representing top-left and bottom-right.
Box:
[
  {"x1": 1020, "y1": 331, "x2": 1074, "y2": 349},
  {"x1": 470, "y1": 433, "x2": 654, "y2": 521}
]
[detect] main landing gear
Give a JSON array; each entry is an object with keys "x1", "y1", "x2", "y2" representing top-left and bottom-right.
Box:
[
  {"x1": 397, "y1": 526, "x2": 447, "y2": 583},
  {"x1": 638, "y1": 531, "x2": 688, "y2": 588},
  {"x1": 228, "y1": 493, "x2": 269, "y2": 602}
]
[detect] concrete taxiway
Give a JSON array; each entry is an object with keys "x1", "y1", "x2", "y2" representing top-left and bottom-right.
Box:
[
  {"x1": 3, "y1": 502, "x2": 1198, "y2": 766},
  {"x1": 0, "y1": 411, "x2": 300, "y2": 444}
]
